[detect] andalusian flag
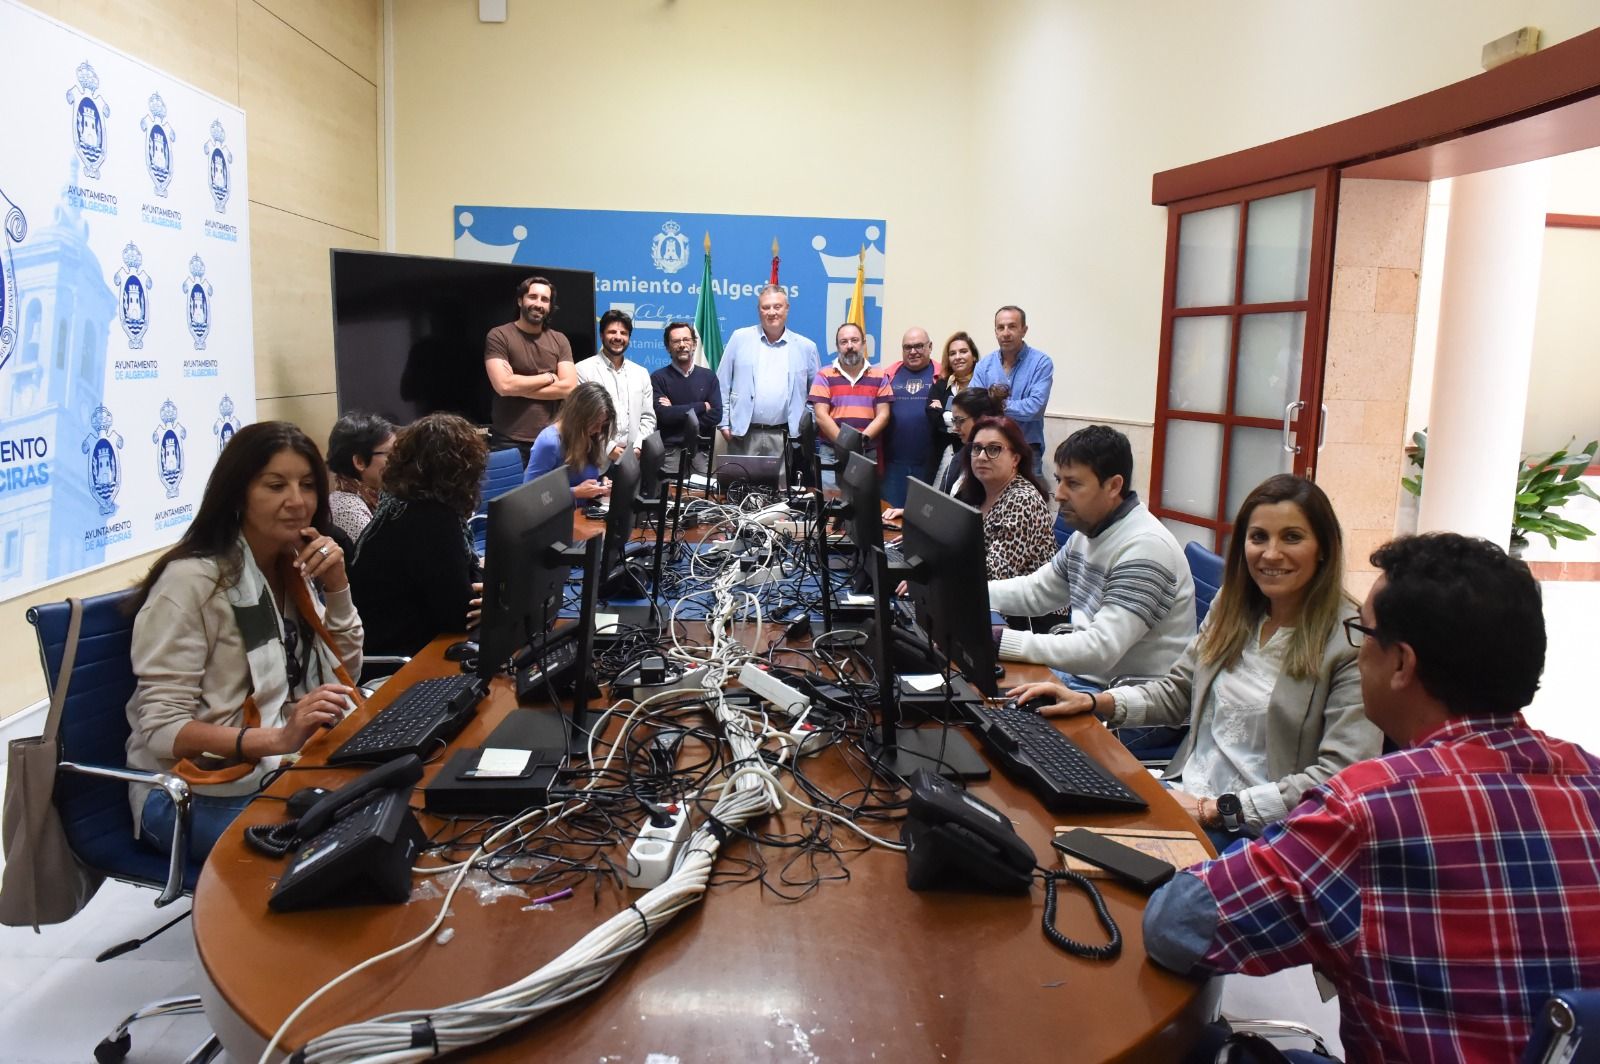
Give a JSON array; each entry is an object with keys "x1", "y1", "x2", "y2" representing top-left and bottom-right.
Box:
[
  {"x1": 846, "y1": 245, "x2": 866, "y2": 331},
  {"x1": 693, "y1": 232, "x2": 725, "y2": 371}
]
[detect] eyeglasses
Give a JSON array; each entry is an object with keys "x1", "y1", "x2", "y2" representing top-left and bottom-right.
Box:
[
  {"x1": 1342, "y1": 617, "x2": 1380, "y2": 648},
  {"x1": 951, "y1": 414, "x2": 971, "y2": 427},
  {"x1": 370, "y1": 449, "x2": 392, "y2": 458},
  {"x1": 972, "y1": 443, "x2": 1009, "y2": 459},
  {"x1": 902, "y1": 342, "x2": 930, "y2": 351}
]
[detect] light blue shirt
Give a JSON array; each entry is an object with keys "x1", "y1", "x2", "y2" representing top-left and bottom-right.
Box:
[
  {"x1": 972, "y1": 343, "x2": 1054, "y2": 455},
  {"x1": 716, "y1": 325, "x2": 821, "y2": 437}
]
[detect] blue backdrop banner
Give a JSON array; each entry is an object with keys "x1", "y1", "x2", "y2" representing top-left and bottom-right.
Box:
[{"x1": 453, "y1": 207, "x2": 887, "y2": 373}]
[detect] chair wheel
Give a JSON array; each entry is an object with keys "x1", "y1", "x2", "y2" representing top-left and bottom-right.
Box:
[{"x1": 94, "y1": 1032, "x2": 132, "y2": 1063}]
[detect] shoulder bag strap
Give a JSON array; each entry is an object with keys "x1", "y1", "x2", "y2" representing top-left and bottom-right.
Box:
[{"x1": 39, "y1": 598, "x2": 84, "y2": 746}]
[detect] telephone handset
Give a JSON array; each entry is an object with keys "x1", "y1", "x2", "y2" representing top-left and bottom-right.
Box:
[
  {"x1": 293, "y1": 754, "x2": 423, "y2": 840},
  {"x1": 265, "y1": 754, "x2": 427, "y2": 913},
  {"x1": 901, "y1": 769, "x2": 1036, "y2": 893}
]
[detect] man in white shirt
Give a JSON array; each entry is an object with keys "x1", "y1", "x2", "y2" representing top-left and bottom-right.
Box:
[{"x1": 577, "y1": 308, "x2": 656, "y2": 460}]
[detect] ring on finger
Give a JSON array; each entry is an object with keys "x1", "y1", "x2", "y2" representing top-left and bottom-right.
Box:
[{"x1": 318, "y1": 545, "x2": 331, "y2": 557}]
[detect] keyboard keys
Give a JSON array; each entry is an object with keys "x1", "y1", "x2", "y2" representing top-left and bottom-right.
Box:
[{"x1": 975, "y1": 708, "x2": 1147, "y2": 812}]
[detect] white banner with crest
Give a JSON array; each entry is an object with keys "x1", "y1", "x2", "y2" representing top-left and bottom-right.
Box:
[{"x1": 0, "y1": 0, "x2": 255, "y2": 603}]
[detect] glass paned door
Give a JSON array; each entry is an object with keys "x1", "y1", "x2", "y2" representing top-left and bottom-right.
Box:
[{"x1": 1150, "y1": 170, "x2": 1337, "y2": 553}]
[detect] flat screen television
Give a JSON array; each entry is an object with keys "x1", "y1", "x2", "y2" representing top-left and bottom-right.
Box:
[{"x1": 330, "y1": 250, "x2": 597, "y2": 426}]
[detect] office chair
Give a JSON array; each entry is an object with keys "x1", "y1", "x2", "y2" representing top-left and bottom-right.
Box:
[
  {"x1": 26, "y1": 589, "x2": 221, "y2": 1063},
  {"x1": 471, "y1": 445, "x2": 526, "y2": 554},
  {"x1": 1187, "y1": 540, "x2": 1224, "y2": 626}
]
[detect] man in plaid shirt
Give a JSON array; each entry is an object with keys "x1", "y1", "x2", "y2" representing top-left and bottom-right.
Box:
[{"x1": 1144, "y1": 533, "x2": 1600, "y2": 1063}]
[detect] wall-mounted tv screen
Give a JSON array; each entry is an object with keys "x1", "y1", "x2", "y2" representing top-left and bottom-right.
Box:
[{"x1": 330, "y1": 250, "x2": 597, "y2": 426}]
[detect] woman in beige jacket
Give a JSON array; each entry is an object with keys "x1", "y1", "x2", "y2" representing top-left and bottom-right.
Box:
[{"x1": 1010, "y1": 474, "x2": 1382, "y2": 850}]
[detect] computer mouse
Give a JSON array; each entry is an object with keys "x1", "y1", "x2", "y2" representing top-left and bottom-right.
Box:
[
  {"x1": 1003, "y1": 696, "x2": 1052, "y2": 714},
  {"x1": 443, "y1": 640, "x2": 479, "y2": 662},
  {"x1": 286, "y1": 787, "x2": 332, "y2": 818}
]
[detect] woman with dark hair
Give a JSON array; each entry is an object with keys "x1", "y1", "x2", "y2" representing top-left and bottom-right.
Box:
[
  {"x1": 125, "y1": 421, "x2": 363, "y2": 861},
  {"x1": 1009, "y1": 474, "x2": 1382, "y2": 848},
  {"x1": 521, "y1": 380, "x2": 614, "y2": 503},
  {"x1": 348, "y1": 413, "x2": 487, "y2": 657},
  {"x1": 955, "y1": 415, "x2": 1056, "y2": 581},
  {"x1": 935, "y1": 383, "x2": 1008, "y2": 494},
  {"x1": 326, "y1": 411, "x2": 394, "y2": 542},
  {"x1": 923, "y1": 332, "x2": 981, "y2": 483}
]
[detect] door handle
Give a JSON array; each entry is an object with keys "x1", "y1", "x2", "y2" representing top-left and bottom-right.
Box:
[
  {"x1": 1282, "y1": 401, "x2": 1304, "y2": 455},
  {"x1": 1318, "y1": 404, "x2": 1328, "y2": 452}
]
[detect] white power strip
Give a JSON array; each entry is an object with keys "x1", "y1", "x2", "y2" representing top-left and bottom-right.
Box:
[
  {"x1": 625, "y1": 804, "x2": 692, "y2": 890},
  {"x1": 737, "y1": 662, "x2": 810, "y2": 716}
]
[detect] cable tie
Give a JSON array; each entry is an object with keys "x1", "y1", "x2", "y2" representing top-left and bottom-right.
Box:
[
  {"x1": 628, "y1": 901, "x2": 651, "y2": 938},
  {"x1": 409, "y1": 1018, "x2": 439, "y2": 1054}
]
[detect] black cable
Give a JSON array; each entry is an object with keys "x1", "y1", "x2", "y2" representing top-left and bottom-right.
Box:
[{"x1": 1040, "y1": 869, "x2": 1122, "y2": 959}]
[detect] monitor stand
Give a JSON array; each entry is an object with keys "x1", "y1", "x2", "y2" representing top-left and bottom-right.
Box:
[{"x1": 867, "y1": 726, "x2": 990, "y2": 781}]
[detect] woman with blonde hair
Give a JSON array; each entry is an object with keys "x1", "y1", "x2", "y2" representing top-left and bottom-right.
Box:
[
  {"x1": 1008, "y1": 473, "x2": 1382, "y2": 847},
  {"x1": 522, "y1": 380, "x2": 614, "y2": 503}
]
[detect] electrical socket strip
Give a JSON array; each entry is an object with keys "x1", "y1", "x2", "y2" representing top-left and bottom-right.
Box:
[
  {"x1": 737, "y1": 662, "x2": 811, "y2": 716},
  {"x1": 627, "y1": 664, "x2": 712, "y2": 700},
  {"x1": 739, "y1": 562, "x2": 787, "y2": 587},
  {"x1": 787, "y1": 720, "x2": 828, "y2": 757},
  {"x1": 625, "y1": 803, "x2": 692, "y2": 889}
]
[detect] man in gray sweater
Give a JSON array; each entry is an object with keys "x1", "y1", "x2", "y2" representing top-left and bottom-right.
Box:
[{"x1": 990, "y1": 426, "x2": 1194, "y2": 690}]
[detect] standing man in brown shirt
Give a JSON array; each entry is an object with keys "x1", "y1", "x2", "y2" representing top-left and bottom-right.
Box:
[{"x1": 483, "y1": 276, "x2": 578, "y2": 464}]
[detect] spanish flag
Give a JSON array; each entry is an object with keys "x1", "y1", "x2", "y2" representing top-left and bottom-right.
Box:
[{"x1": 846, "y1": 245, "x2": 866, "y2": 331}]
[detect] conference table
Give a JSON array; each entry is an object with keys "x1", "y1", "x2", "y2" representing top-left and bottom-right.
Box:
[{"x1": 193, "y1": 521, "x2": 1220, "y2": 1062}]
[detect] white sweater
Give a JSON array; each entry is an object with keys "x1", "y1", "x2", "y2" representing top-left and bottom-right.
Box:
[{"x1": 988, "y1": 494, "x2": 1194, "y2": 685}]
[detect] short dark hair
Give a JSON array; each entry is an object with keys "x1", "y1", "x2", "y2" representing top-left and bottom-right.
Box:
[
  {"x1": 1054, "y1": 425, "x2": 1132, "y2": 496},
  {"x1": 952, "y1": 383, "x2": 1008, "y2": 419},
  {"x1": 517, "y1": 275, "x2": 558, "y2": 306},
  {"x1": 1369, "y1": 533, "x2": 1545, "y2": 717},
  {"x1": 664, "y1": 321, "x2": 697, "y2": 345},
  {"x1": 598, "y1": 308, "x2": 633, "y2": 336},
  {"x1": 995, "y1": 305, "x2": 1027, "y2": 327},
  {"x1": 835, "y1": 321, "x2": 863, "y2": 344},
  {"x1": 326, "y1": 411, "x2": 393, "y2": 478}
]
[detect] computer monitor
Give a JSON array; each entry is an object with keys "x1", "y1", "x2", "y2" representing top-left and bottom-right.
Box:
[
  {"x1": 901, "y1": 477, "x2": 1000, "y2": 697},
  {"x1": 833, "y1": 424, "x2": 866, "y2": 466},
  {"x1": 840, "y1": 451, "x2": 886, "y2": 563},
  {"x1": 476, "y1": 469, "x2": 574, "y2": 680},
  {"x1": 637, "y1": 431, "x2": 665, "y2": 507},
  {"x1": 598, "y1": 450, "x2": 645, "y2": 600}
]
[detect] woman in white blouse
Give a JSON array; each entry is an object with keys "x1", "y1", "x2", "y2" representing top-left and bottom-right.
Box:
[{"x1": 1008, "y1": 474, "x2": 1382, "y2": 849}]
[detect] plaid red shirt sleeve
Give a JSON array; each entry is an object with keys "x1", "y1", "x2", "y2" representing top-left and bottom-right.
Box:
[{"x1": 1146, "y1": 715, "x2": 1600, "y2": 1063}]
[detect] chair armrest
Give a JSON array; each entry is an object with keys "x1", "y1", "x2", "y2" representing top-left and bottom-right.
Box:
[
  {"x1": 467, "y1": 513, "x2": 488, "y2": 534},
  {"x1": 1221, "y1": 1019, "x2": 1331, "y2": 1058},
  {"x1": 57, "y1": 762, "x2": 191, "y2": 906}
]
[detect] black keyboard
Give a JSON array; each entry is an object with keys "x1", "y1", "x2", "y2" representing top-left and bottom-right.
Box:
[
  {"x1": 973, "y1": 708, "x2": 1148, "y2": 812},
  {"x1": 329, "y1": 674, "x2": 484, "y2": 764}
]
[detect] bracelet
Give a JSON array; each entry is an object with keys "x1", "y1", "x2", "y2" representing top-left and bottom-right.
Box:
[{"x1": 235, "y1": 726, "x2": 250, "y2": 763}]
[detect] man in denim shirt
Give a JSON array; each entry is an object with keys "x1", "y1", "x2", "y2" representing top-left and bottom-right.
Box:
[{"x1": 971, "y1": 305, "x2": 1054, "y2": 476}]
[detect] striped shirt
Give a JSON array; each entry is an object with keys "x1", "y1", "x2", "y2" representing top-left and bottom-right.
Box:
[
  {"x1": 809, "y1": 363, "x2": 890, "y2": 433},
  {"x1": 1146, "y1": 714, "x2": 1600, "y2": 1063}
]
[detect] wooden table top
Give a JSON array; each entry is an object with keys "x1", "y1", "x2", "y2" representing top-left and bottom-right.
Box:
[{"x1": 195, "y1": 595, "x2": 1216, "y2": 1063}]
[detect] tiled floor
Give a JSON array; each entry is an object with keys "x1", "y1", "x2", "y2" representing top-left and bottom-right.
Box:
[{"x1": 2, "y1": 577, "x2": 1594, "y2": 1062}]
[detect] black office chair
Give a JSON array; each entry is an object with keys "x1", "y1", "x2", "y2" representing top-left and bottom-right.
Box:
[{"x1": 25, "y1": 590, "x2": 221, "y2": 1064}]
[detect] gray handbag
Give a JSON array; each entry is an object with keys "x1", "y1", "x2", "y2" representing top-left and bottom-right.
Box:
[{"x1": 0, "y1": 598, "x2": 105, "y2": 929}]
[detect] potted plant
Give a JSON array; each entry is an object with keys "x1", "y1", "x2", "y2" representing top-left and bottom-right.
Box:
[{"x1": 1401, "y1": 429, "x2": 1600, "y2": 554}]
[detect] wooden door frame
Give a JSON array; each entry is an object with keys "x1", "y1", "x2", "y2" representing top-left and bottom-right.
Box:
[{"x1": 1149, "y1": 168, "x2": 1338, "y2": 545}]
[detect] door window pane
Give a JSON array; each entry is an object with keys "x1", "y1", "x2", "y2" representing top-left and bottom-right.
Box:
[
  {"x1": 1168, "y1": 316, "x2": 1231, "y2": 414},
  {"x1": 1242, "y1": 189, "x2": 1314, "y2": 304},
  {"x1": 1161, "y1": 420, "x2": 1223, "y2": 519},
  {"x1": 1176, "y1": 204, "x2": 1239, "y2": 309},
  {"x1": 1234, "y1": 313, "x2": 1305, "y2": 420},
  {"x1": 1160, "y1": 517, "x2": 1214, "y2": 554},
  {"x1": 1226, "y1": 426, "x2": 1294, "y2": 518}
]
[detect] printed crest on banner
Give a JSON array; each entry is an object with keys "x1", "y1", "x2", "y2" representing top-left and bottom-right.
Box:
[
  {"x1": 651, "y1": 220, "x2": 690, "y2": 275},
  {"x1": 82, "y1": 406, "x2": 125, "y2": 516},
  {"x1": 112, "y1": 243, "x2": 154, "y2": 349},
  {"x1": 65, "y1": 61, "x2": 111, "y2": 180},
  {"x1": 213, "y1": 394, "x2": 241, "y2": 451},
  {"x1": 152, "y1": 399, "x2": 187, "y2": 499},
  {"x1": 183, "y1": 255, "x2": 213, "y2": 350},
  {"x1": 141, "y1": 93, "x2": 177, "y2": 198},
  {"x1": 0, "y1": 188, "x2": 26, "y2": 373},
  {"x1": 203, "y1": 121, "x2": 233, "y2": 214}
]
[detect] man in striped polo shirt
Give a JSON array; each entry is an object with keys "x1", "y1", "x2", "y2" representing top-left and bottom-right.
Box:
[{"x1": 809, "y1": 322, "x2": 890, "y2": 486}]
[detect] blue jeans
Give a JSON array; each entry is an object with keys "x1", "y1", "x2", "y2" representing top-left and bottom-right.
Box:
[
  {"x1": 140, "y1": 789, "x2": 255, "y2": 864},
  {"x1": 882, "y1": 461, "x2": 921, "y2": 507},
  {"x1": 1049, "y1": 669, "x2": 1105, "y2": 695}
]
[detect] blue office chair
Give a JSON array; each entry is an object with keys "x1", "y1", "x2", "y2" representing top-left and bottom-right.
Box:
[
  {"x1": 1187, "y1": 540, "x2": 1224, "y2": 626},
  {"x1": 27, "y1": 590, "x2": 220, "y2": 1063},
  {"x1": 472, "y1": 445, "x2": 526, "y2": 553},
  {"x1": 1053, "y1": 511, "x2": 1073, "y2": 549}
]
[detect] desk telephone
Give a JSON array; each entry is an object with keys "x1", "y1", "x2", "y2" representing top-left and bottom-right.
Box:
[
  {"x1": 901, "y1": 769, "x2": 1035, "y2": 893},
  {"x1": 261, "y1": 754, "x2": 427, "y2": 913}
]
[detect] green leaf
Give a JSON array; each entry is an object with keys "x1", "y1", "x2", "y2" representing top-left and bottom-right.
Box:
[
  {"x1": 1401, "y1": 477, "x2": 1422, "y2": 496},
  {"x1": 1515, "y1": 492, "x2": 1540, "y2": 506}
]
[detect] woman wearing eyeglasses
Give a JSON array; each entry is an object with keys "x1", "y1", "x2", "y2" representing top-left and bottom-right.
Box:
[
  {"x1": 348, "y1": 413, "x2": 487, "y2": 658},
  {"x1": 125, "y1": 422, "x2": 364, "y2": 861},
  {"x1": 522, "y1": 380, "x2": 615, "y2": 505},
  {"x1": 954, "y1": 415, "x2": 1057, "y2": 581},
  {"x1": 325, "y1": 411, "x2": 393, "y2": 542},
  {"x1": 1007, "y1": 474, "x2": 1382, "y2": 848}
]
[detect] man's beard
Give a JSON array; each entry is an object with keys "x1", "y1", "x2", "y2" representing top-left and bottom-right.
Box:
[
  {"x1": 522, "y1": 307, "x2": 546, "y2": 326},
  {"x1": 838, "y1": 351, "x2": 864, "y2": 370}
]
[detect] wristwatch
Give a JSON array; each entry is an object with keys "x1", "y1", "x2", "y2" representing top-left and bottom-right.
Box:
[{"x1": 1215, "y1": 792, "x2": 1243, "y2": 833}]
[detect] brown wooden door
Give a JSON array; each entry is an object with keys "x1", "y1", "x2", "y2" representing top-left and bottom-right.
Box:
[{"x1": 1148, "y1": 168, "x2": 1338, "y2": 554}]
